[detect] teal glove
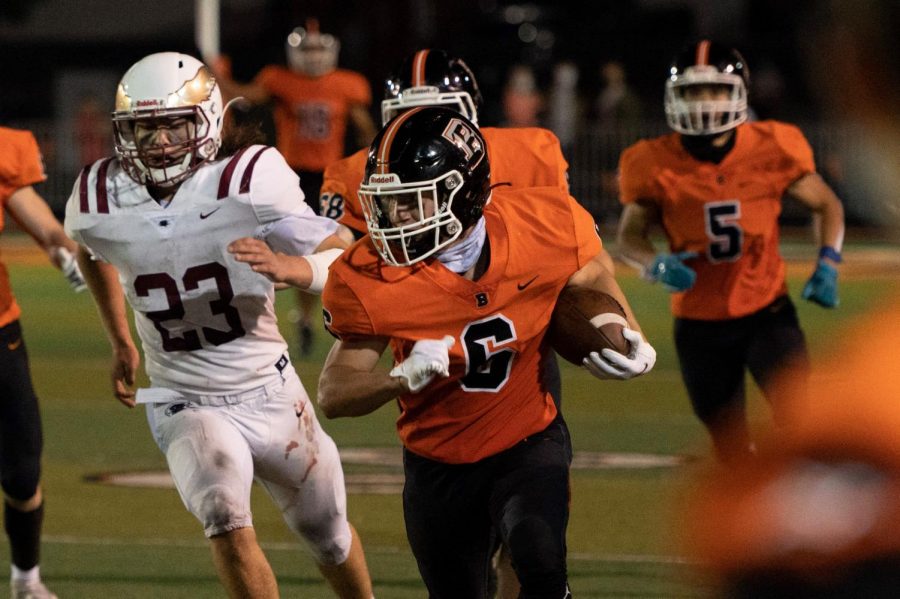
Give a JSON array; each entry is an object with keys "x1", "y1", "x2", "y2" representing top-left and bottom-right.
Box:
[
  {"x1": 645, "y1": 252, "x2": 698, "y2": 292},
  {"x1": 802, "y1": 260, "x2": 839, "y2": 308}
]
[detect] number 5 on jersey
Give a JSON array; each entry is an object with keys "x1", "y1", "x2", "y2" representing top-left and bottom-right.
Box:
[{"x1": 704, "y1": 200, "x2": 742, "y2": 262}]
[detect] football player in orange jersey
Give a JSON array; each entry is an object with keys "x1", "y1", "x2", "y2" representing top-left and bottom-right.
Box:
[
  {"x1": 0, "y1": 126, "x2": 86, "y2": 599},
  {"x1": 616, "y1": 41, "x2": 846, "y2": 463},
  {"x1": 311, "y1": 107, "x2": 655, "y2": 598},
  {"x1": 317, "y1": 48, "x2": 613, "y2": 598},
  {"x1": 211, "y1": 18, "x2": 377, "y2": 357},
  {"x1": 322, "y1": 50, "x2": 583, "y2": 241}
]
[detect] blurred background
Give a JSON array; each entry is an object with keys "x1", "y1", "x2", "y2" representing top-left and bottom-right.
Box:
[
  {"x1": 1, "y1": 2, "x2": 898, "y2": 596},
  {"x1": 1, "y1": 0, "x2": 897, "y2": 232}
]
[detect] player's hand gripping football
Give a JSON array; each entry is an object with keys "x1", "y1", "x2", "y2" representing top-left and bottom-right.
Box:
[
  {"x1": 801, "y1": 260, "x2": 839, "y2": 308},
  {"x1": 583, "y1": 328, "x2": 657, "y2": 380},
  {"x1": 51, "y1": 246, "x2": 87, "y2": 292},
  {"x1": 390, "y1": 336, "x2": 455, "y2": 393},
  {"x1": 645, "y1": 252, "x2": 697, "y2": 292}
]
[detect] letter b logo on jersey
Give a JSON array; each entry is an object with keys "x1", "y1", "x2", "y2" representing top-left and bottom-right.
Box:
[{"x1": 442, "y1": 118, "x2": 483, "y2": 161}]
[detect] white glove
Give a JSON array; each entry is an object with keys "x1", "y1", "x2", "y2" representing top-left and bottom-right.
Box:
[
  {"x1": 52, "y1": 247, "x2": 87, "y2": 293},
  {"x1": 583, "y1": 328, "x2": 656, "y2": 380},
  {"x1": 390, "y1": 335, "x2": 455, "y2": 393}
]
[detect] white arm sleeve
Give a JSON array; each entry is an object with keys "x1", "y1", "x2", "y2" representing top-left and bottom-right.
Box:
[
  {"x1": 244, "y1": 148, "x2": 340, "y2": 255},
  {"x1": 257, "y1": 214, "x2": 339, "y2": 256},
  {"x1": 304, "y1": 248, "x2": 344, "y2": 294}
]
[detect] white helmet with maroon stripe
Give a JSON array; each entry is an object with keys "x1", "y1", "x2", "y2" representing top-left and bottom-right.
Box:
[
  {"x1": 112, "y1": 52, "x2": 223, "y2": 188},
  {"x1": 359, "y1": 106, "x2": 490, "y2": 266},
  {"x1": 664, "y1": 40, "x2": 749, "y2": 135}
]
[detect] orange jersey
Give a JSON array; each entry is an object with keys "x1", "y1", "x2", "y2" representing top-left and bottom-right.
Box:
[
  {"x1": 255, "y1": 66, "x2": 372, "y2": 172},
  {"x1": 320, "y1": 126, "x2": 569, "y2": 234},
  {"x1": 320, "y1": 148, "x2": 368, "y2": 232},
  {"x1": 619, "y1": 121, "x2": 815, "y2": 320},
  {"x1": 0, "y1": 127, "x2": 46, "y2": 328},
  {"x1": 323, "y1": 187, "x2": 601, "y2": 464}
]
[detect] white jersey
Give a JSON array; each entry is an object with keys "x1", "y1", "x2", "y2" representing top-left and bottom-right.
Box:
[{"x1": 65, "y1": 145, "x2": 337, "y2": 394}]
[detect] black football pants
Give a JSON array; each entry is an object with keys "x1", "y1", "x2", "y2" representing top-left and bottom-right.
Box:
[
  {"x1": 0, "y1": 321, "x2": 42, "y2": 501},
  {"x1": 403, "y1": 417, "x2": 571, "y2": 598},
  {"x1": 674, "y1": 295, "x2": 809, "y2": 462}
]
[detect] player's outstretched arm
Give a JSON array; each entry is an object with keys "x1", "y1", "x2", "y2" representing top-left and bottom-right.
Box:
[
  {"x1": 228, "y1": 235, "x2": 345, "y2": 293},
  {"x1": 77, "y1": 247, "x2": 140, "y2": 407},
  {"x1": 6, "y1": 185, "x2": 86, "y2": 291},
  {"x1": 787, "y1": 173, "x2": 845, "y2": 308}
]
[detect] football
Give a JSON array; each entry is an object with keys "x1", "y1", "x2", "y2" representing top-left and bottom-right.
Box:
[{"x1": 548, "y1": 287, "x2": 631, "y2": 365}]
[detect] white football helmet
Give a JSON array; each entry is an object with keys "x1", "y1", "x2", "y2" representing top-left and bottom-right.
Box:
[
  {"x1": 286, "y1": 19, "x2": 339, "y2": 77},
  {"x1": 112, "y1": 52, "x2": 223, "y2": 188},
  {"x1": 664, "y1": 40, "x2": 749, "y2": 136}
]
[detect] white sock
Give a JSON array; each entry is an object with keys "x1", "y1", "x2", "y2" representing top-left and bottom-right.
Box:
[{"x1": 10, "y1": 564, "x2": 39, "y2": 583}]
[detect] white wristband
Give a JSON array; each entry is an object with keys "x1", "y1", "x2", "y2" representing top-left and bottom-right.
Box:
[{"x1": 304, "y1": 248, "x2": 344, "y2": 294}]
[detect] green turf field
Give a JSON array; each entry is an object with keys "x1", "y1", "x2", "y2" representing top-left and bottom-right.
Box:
[{"x1": 3, "y1": 242, "x2": 898, "y2": 598}]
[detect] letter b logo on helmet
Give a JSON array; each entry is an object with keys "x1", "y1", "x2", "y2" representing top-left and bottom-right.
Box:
[{"x1": 441, "y1": 118, "x2": 483, "y2": 161}]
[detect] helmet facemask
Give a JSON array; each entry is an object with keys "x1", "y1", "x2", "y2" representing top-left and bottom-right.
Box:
[
  {"x1": 381, "y1": 50, "x2": 483, "y2": 126},
  {"x1": 360, "y1": 170, "x2": 467, "y2": 266},
  {"x1": 664, "y1": 65, "x2": 748, "y2": 135},
  {"x1": 286, "y1": 28, "x2": 339, "y2": 77},
  {"x1": 113, "y1": 55, "x2": 223, "y2": 189},
  {"x1": 381, "y1": 87, "x2": 479, "y2": 126},
  {"x1": 113, "y1": 106, "x2": 217, "y2": 189}
]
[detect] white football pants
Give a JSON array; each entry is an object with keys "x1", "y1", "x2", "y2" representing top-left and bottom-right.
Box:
[{"x1": 144, "y1": 366, "x2": 352, "y2": 565}]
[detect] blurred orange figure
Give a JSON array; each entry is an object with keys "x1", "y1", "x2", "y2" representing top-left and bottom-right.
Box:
[
  {"x1": 682, "y1": 296, "x2": 900, "y2": 598},
  {"x1": 502, "y1": 65, "x2": 543, "y2": 127},
  {"x1": 211, "y1": 18, "x2": 376, "y2": 357}
]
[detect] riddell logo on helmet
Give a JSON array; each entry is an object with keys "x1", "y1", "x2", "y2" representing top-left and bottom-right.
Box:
[
  {"x1": 403, "y1": 86, "x2": 439, "y2": 96},
  {"x1": 136, "y1": 99, "x2": 161, "y2": 107},
  {"x1": 368, "y1": 174, "x2": 399, "y2": 184}
]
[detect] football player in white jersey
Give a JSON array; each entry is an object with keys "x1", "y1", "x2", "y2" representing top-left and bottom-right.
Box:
[{"x1": 63, "y1": 52, "x2": 373, "y2": 599}]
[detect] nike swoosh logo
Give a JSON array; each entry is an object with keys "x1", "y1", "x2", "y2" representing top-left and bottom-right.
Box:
[
  {"x1": 517, "y1": 275, "x2": 539, "y2": 291},
  {"x1": 7, "y1": 339, "x2": 22, "y2": 351},
  {"x1": 199, "y1": 207, "x2": 222, "y2": 219}
]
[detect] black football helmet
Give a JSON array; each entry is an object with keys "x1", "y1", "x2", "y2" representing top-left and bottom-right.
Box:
[
  {"x1": 664, "y1": 40, "x2": 750, "y2": 135},
  {"x1": 381, "y1": 49, "x2": 484, "y2": 126},
  {"x1": 359, "y1": 106, "x2": 491, "y2": 266}
]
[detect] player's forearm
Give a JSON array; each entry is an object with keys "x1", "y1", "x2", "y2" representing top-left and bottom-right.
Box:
[
  {"x1": 615, "y1": 203, "x2": 661, "y2": 272},
  {"x1": 77, "y1": 248, "x2": 134, "y2": 348},
  {"x1": 6, "y1": 187, "x2": 79, "y2": 258},
  {"x1": 816, "y1": 198, "x2": 845, "y2": 256},
  {"x1": 317, "y1": 365, "x2": 405, "y2": 418},
  {"x1": 567, "y1": 254, "x2": 644, "y2": 334},
  {"x1": 349, "y1": 104, "x2": 377, "y2": 148},
  {"x1": 616, "y1": 231, "x2": 657, "y2": 272}
]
